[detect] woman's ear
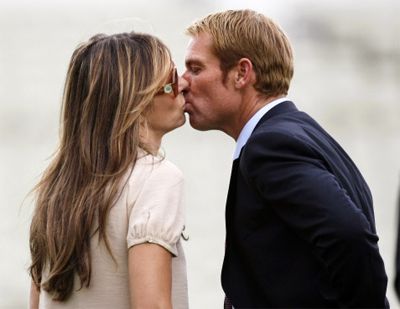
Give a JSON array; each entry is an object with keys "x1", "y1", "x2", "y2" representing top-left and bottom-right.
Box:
[{"x1": 233, "y1": 58, "x2": 254, "y2": 88}]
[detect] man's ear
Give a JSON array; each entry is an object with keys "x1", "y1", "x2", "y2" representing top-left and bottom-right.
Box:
[{"x1": 234, "y1": 58, "x2": 254, "y2": 88}]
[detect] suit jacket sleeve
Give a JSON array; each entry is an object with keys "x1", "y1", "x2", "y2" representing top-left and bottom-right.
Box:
[{"x1": 241, "y1": 130, "x2": 388, "y2": 307}]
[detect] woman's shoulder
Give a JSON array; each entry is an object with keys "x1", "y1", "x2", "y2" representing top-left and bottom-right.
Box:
[
  {"x1": 132, "y1": 150, "x2": 184, "y2": 185},
  {"x1": 122, "y1": 150, "x2": 184, "y2": 207}
]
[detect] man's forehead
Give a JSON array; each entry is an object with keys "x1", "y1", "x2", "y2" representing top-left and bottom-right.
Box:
[
  {"x1": 185, "y1": 34, "x2": 217, "y2": 64},
  {"x1": 190, "y1": 32, "x2": 212, "y2": 45}
]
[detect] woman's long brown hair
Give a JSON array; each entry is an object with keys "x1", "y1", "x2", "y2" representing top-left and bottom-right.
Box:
[{"x1": 29, "y1": 32, "x2": 173, "y2": 301}]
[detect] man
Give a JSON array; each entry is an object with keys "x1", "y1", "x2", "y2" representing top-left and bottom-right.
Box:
[{"x1": 182, "y1": 9, "x2": 389, "y2": 308}]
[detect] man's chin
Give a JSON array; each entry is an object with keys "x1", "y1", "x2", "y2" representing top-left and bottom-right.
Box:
[{"x1": 187, "y1": 116, "x2": 210, "y2": 131}]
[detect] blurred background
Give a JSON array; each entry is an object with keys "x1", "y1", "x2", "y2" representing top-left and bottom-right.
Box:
[{"x1": 1, "y1": 0, "x2": 399, "y2": 308}]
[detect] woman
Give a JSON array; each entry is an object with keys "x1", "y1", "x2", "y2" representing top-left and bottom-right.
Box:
[{"x1": 29, "y1": 32, "x2": 188, "y2": 309}]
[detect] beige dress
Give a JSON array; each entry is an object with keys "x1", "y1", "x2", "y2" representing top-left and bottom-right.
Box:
[{"x1": 39, "y1": 151, "x2": 188, "y2": 309}]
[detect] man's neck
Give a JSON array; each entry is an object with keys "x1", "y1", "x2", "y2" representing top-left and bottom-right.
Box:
[{"x1": 229, "y1": 94, "x2": 285, "y2": 140}]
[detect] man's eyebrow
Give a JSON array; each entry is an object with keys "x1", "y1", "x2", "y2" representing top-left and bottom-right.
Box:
[{"x1": 185, "y1": 59, "x2": 203, "y2": 67}]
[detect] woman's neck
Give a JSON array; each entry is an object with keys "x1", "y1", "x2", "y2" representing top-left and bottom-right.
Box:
[{"x1": 140, "y1": 128, "x2": 163, "y2": 155}]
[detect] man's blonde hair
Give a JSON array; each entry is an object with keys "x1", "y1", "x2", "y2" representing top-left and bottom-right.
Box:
[{"x1": 186, "y1": 9, "x2": 294, "y2": 98}]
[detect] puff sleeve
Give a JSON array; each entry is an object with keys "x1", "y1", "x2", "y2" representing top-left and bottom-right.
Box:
[{"x1": 127, "y1": 159, "x2": 185, "y2": 257}]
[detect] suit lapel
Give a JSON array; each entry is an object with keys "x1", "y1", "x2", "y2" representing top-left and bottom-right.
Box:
[
  {"x1": 223, "y1": 158, "x2": 240, "y2": 305},
  {"x1": 225, "y1": 158, "x2": 240, "y2": 230},
  {"x1": 225, "y1": 102, "x2": 298, "y2": 219},
  {"x1": 222, "y1": 101, "x2": 299, "y2": 306}
]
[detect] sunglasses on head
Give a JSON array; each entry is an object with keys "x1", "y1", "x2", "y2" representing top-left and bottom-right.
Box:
[{"x1": 157, "y1": 67, "x2": 179, "y2": 97}]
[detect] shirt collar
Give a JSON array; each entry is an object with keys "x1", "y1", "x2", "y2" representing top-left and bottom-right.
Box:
[{"x1": 233, "y1": 97, "x2": 288, "y2": 160}]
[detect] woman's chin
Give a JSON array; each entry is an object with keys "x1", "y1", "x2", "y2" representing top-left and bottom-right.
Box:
[
  {"x1": 176, "y1": 114, "x2": 187, "y2": 128},
  {"x1": 165, "y1": 116, "x2": 187, "y2": 134}
]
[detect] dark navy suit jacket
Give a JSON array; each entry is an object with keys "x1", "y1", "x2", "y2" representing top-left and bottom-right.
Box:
[{"x1": 221, "y1": 101, "x2": 389, "y2": 308}]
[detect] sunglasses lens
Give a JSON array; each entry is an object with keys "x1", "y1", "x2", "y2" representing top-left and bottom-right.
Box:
[
  {"x1": 157, "y1": 67, "x2": 179, "y2": 97},
  {"x1": 173, "y1": 69, "x2": 179, "y2": 96},
  {"x1": 164, "y1": 84, "x2": 173, "y2": 94}
]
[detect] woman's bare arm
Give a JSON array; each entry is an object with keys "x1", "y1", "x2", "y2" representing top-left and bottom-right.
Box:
[{"x1": 128, "y1": 243, "x2": 173, "y2": 309}]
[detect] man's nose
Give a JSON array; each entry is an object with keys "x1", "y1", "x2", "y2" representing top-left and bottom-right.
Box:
[{"x1": 179, "y1": 72, "x2": 190, "y2": 93}]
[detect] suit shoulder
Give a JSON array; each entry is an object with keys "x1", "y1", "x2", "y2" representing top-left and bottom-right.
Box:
[{"x1": 243, "y1": 116, "x2": 321, "y2": 165}]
